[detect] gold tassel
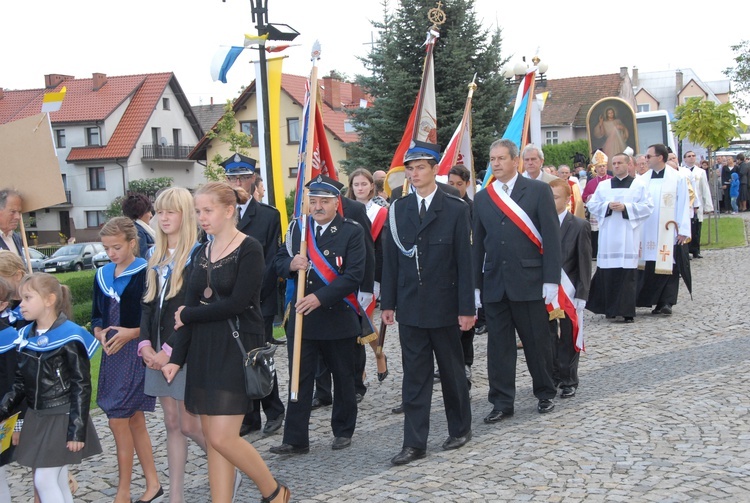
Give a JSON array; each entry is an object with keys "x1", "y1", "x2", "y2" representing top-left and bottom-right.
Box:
[
  {"x1": 358, "y1": 331, "x2": 378, "y2": 345},
  {"x1": 548, "y1": 308, "x2": 565, "y2": 321}
]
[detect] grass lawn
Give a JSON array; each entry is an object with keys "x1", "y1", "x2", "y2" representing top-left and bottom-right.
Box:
[
  {"x1": 702, "y1": 216, "x2": 747, "y2": 250},
  {"x1": 90, "y1": 348, "x2": 101, "y2": 410}
]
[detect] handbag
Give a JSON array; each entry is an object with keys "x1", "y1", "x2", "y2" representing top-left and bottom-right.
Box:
[{"x1": 206, "y1": 242, "x2": 277, "y2": 399}]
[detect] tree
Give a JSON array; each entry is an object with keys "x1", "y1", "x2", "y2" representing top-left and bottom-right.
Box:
[
  {"x1": 724, "y1": 40, "x2": 750, "y2": 113},
  {"x1": 345, "y1": 0, "x2": 511, "y2": 174},
  {"x1": 542, "y1": 140, "x2": 591, "y2": 171},
  {"x1": 204, "y1": 100, "x2": 254, "y2": 181},
  {"x1": 673, "y1": 97, "x2": 744, "y2": 157},
  {"x1": 105, "y1": 177, "x2": 174, "y2": 218}
]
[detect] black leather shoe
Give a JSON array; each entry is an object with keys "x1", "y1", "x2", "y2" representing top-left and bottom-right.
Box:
[
  {"x1": 239, "y1": 423, "x2": 260, "y2": 436},
  {"x1": 474, "y1": 324, "x2": 487, "y2": 335},
  {"x1": 355, "y1": 393, "x2": 364, "y2": 404},
  {"x1": 623, "y1": 317, "x2": 634, "y2": 323},
  {"x1": 134, "y1": 486, "x2": 163, "y2": 503},
  {"x1": 484, "y1": 409, "x2": 513, "y2": 423},
  {"x1": 332, "y1": 437, "x2": 352, "y2": 450},
  {"x1": 560, "y1": 387, "x2": 576, "y2": 399},
  {"x1": 693, "y1": 254, "x2": 703, "y2": 259},
  {"x1": 272, "y1": 337, "x2": 286, "y2": 345},
  {"x1": 269, "y1": 443, "x2": 309, "y2": 455},
  {"x1": 538, "y1": 399, "x2": 555, "y2": 413},
  {"x1": 660, "y1": 304, "x2": 672, "y2": 315},
  {"x1": 391, "y1": 403, "x2": 404, "y2": 414},
  {"x1": 391, "y1": 447, "x2": 426, "y2": 465},
  {"x1": 651, "y1": 304, "x2": 665, "y2": 315},
  {"x1": 311, "y1": 397, "x2": 332, "y2": 409},
  {"x1": 263, "y1": 414, "x2": 284, "y2": 435},
  {"x1": 442, "y1": 431, "x2": 472, "y2": 450}
]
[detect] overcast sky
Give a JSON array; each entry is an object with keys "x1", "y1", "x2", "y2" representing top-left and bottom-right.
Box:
[{"x1": 2, "y1": 0, "x2": 744, "y2": 113}]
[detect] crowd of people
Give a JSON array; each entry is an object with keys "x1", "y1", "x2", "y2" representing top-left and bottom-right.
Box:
[{"x1": 0, "y1": 140, "x2": 738, "y2": 501}]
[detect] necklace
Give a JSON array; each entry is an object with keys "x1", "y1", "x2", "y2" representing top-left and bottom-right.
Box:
[{"x1": 204, "y1": 231, "x2": 240, "y2": 299}]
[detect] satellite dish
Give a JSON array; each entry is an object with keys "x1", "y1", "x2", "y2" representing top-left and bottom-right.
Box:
[{"x1": 159, "y1": 137, "x2": 168, "y2": 147}]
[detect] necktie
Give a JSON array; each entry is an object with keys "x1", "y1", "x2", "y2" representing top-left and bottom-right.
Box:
[
  {"x1": 237, "y1": 206, "x2": 243, "y2": 220},
  {"x1": 419, "y1": 199, "x2": 427, "y2": 222},
  {"x1": 502, "y1": 183, "x2": 509, "y2": 194},
  {"x1": 316, "y1": 225, "x2": 322, "y2": 241}
]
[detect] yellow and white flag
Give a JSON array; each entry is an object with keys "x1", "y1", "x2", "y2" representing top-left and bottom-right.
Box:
[{"x1": 41, "y1": 86, "x2": 66, "y2": 113}]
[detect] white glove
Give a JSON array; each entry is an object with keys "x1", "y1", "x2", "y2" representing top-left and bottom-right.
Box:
[
  {"x1": 573, "y1": 298, "x2": 586, "y2": 311},
  {"x1": 474, "y1": 289, "x2": 482, "y2": 309},
  {"x1": 543, "y1": 283, "x2": 559, "y2": 305},
  {"x1": 358, "y1": 291, "x2": 374, "y2": 310},
  {"x1": 373, "y1": 281, "x2": 381, "y2": 301}
]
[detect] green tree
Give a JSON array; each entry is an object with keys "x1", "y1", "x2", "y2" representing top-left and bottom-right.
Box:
[
  {"x1": 673, "y1": 97, "x2": 744, "y2": 160},
  {"x1": 345, "y1": 0, "x2": 511, "y2": 174},
  {"x1": 542, "y1": 140, "x2": 591, "y2": 169},
  {"x1": 204, "y1": 100, "x2": 254, "y2": 181},
  {"x1": 724, "y1": 40, "x2": 750, "y2": 113},
  {"x1": 105, "y1": 177, "x2": 174, "y2": 218}
]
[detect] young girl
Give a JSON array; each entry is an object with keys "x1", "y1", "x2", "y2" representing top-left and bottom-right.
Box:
[
  {"x1": 730, "y1": 172, "x2": 740, "y2": 214},
  {"x1": 93, "y1": 217, "x2": 162, "y2": 503},
  {"x1": 0, "y1": 273, "x2": 102, "y2": 503},
  {"x1": 162, "y1": 182, "x2": 290, "y2": 503},
  {"x1": 348, "y1": 168, "x2": 389, "y2": 381},
  {"x1": 138, "y1": 188, "x2": 206, "y2": 503}
]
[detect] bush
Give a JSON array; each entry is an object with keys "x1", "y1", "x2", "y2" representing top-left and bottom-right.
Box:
[
  {"x1": 542, "y1": 139, "x2": 591, "y2": 168},
  {"x1": 72, "y1": 301, "x2": 93, "y2": 327},
  {"x1": 58, "y1": 270, "x2": 96, "y2": 306}
]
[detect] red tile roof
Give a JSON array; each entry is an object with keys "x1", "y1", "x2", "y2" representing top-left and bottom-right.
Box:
[{"x1": 534, "y1": 73, "x2": 625, "y2": 127}]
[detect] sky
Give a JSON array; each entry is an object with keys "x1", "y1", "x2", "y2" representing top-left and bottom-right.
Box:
[{"x1": 1, "y1": 0, "x2": 744, "y2": 112}]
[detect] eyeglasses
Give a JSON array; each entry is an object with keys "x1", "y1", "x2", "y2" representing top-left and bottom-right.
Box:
[
  {"x1": 227, "y1": 175, "x2": 254, "y2": 182},
  {"x1": 686, "y1": 154, "x2": 696, "y2": 158},
  {"x1": 645, "y1": 155, "x2": 659, "y2": 159}
]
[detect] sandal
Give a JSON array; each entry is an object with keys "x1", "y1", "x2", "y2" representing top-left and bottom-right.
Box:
[
  {"x1": 377, "y1": 353, "x2": 389, "y2": 382},
  {"x1": 261, "y1": 481, "x2": 290, "y2": 503}
]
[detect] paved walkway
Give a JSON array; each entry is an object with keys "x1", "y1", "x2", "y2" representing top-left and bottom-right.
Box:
[{"x1": 8, "y1": 214, "x2": 750, "y2": 502}]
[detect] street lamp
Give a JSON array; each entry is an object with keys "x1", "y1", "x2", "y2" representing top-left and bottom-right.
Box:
[{"x1": 502, "y1": 54, "x2": 549, "y2": 84}]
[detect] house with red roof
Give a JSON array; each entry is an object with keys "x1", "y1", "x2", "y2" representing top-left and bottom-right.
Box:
[
  {"x1": 190, "y1": 73, "x2": 369, "y2": 197},
  {"x1": 0, "y1": 72, "x2": 204, "y2": 242}
]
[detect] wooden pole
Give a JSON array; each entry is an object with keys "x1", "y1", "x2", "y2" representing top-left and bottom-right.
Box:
[
  {"x1": 289, "y1": 44, "x2": 320, "y2": 402},
  {"x1": 18, "y1": 218, "x2": 33, "y2": 274},
  {"x1": 518, "y1": 70, "x2": 537, "y2": 174}
]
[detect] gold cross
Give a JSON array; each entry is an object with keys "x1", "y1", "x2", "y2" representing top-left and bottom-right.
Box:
[{"x1": 659, "y1": 245, "x2": 671, "y2": 261}]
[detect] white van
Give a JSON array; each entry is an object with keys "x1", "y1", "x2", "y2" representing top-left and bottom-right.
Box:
[{"x1": 636, "y1": 110, "x2": 677, "y2": 155}]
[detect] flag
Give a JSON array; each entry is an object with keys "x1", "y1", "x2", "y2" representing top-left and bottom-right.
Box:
[
  {"x1": 41, "y1": 86, "x2": 66, "y2": 113},
  {"x1": 266, "y1": 44, "x2": 300, "y2": 53},
  {"x1": 244, "y1": 33, "x2": 269, "y2": 47},
  {"x1": 437, "y1": 79, "x2": 477, "y2": 197},
  {"x1": 210, "y1": 46, "x2": 246, "y2": 83},
  {"x1": 292, "y1": 80, "x2": 312, "y2": 220},
  {"x1": 0, "y1": 412, "x2": 19, "y2": 453},
  {"x1": 482, "y1": 69, "x2": 537, "y2": 188}
]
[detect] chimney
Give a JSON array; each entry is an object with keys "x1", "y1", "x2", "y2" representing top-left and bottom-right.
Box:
[
  {"x1": 210, "y1": 97, "x2": 214, "y2": 105},
  {"x1": 632, "y1": 66, "x2": 639, "y2": 87},
  {"x1": 619, "y1": 66, "x2": 628, "y2": 79},
  {"x1": 92, "y1": 73, "x2": 107, "y2": 91},
  {"x1": 322, "y1": 76, "x2": 341, "y2": 111},
  {"x1": 0, "y1": 88, "x2": 3, "y2": 100},
  {"x1": 44, "y1": 74, "x2": 74, "y2": 89},
  {"x1": 351, "y1": 84, "x2": 364, "y2": 107},
  {"x1": 675, "y1": 70, "x2": 683, "y2": 93}
]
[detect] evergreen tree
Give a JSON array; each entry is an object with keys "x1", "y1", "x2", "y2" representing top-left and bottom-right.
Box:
[{"x1": 345, "y1": 0, "x2": 511, "y2": 175}]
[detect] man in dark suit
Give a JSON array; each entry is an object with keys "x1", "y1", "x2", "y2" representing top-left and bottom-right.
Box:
[
  {"x1": 0, "y1": 189, "x2": 24, "y2": 256},
  {"x1": 548, "y1": 179, "x2": 591, "y2": 399},
  {"x1": 381, "y1": 140, "x2": 474, "y2": 465},
  {"x1": 473, "y1": 138, "x2": 561, "y2": 422},
  {"x1": 270, "y1": 175, "x2": 365, "y2": 454},
  {"x1": 222, "y1": 154, "x2": 286, "y2": 436}
]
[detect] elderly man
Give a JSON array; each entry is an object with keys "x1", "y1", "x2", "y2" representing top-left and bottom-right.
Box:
[
  {"x1": 635, "y1": 154, "x2": 649, "y2": 176},
  {"x1": 0, "y1": 189, "x2": 24, "y2": 256},
  {"x1": 522, "y1": 145, "x2": 557, "y2": 183}
]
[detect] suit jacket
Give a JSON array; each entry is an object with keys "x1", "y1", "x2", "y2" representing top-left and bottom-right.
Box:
[
  {"x1": 381, "y1": 188, "x2": 474, "y2": 328},
  {"x1": 473, "y1": 176, "x2": 561, "y2": 303},
  {"x1": 0, "y1": 232, "x2": 23, "y2": 255},
  {"x1": 560, "y1": 212, "x2": 592, "y2": 301},
  {"x1": 689, "y1": 166, "x2": 714, "y2": 222},
  {"x1": 273, "y1": 213, "x2": 365, "y2": 340},
  {"x1": 389, "y1": 180, "x2": 460, "y2": 200},
  {"x1": 525, "y1": 171, "x2": 557, "y2": 184},
  {"x1": 139, "y1": 263, "x2": 192, "y2": 352},
  {"x1": 341, "y1": 197, "x2": 375, "y2": 294},
  {"x1": 236, "y1": 198, "x2": 282, "y2": 318}
]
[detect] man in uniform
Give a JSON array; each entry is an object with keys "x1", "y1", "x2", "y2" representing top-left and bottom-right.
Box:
[
  {"x1": 473, "y1": 139, "x2": 561, "y2": 422},
  {"x1": 222, "y1": 154, "x2": 286, "y2": 436},
  {"x1": 636, "y1": 144, "x2": 691, "y2": 315},
  {"x1": 586, "y1": 153, "x2": 653, "y2": 323},
  {"x1": 270, "y1": 175, "x2": 365, "y2": 454},
  {"x1": 381, "y1": 141, "x2": 474, "y2": 465}
]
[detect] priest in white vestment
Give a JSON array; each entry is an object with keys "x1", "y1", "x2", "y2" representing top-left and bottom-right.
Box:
[
  {"x1": 635, "y1": 144, "x2": 691, "y2": 315},
  {"x1": 586, "y1": 153, "x2": 654, "y2": 322}
]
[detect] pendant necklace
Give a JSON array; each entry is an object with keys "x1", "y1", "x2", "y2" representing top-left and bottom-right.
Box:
[{"x1": 204, "y1": 231, "x2": 240, "y2": 299}]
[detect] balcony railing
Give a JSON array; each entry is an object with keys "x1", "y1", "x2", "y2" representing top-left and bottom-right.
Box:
[
  {"x1": 53, "y1": 190, "x2": 73, "y2": 207},
  {"x1": 142, "y1": 144, "x2": 194, "y2": 160}
]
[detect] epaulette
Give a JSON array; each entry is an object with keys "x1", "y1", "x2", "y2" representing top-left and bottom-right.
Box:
[{"x1": 343, "y1": 218, "x2": 361, "y2": 227}]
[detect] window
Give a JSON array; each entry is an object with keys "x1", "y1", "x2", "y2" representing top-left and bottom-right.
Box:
[
  {"x1": 545, "y1": 131, "x2": 559, "y2": 145},
  {"x1": 88, "y1": 167, "x2": 105, "y2": 190},
  {"x1": 637, "y1": 104, "x2": 651, "y2": 112},
  {"x1": 86, "y1": 127, "x2": 100, "y2": 146},
  {"x1": 287, "y1": 118, "x2": 301, "y2": 144},
  {"x1": 162, "y1": 97, "x2": 170, "y2": 110},
  {"x1": 55, "y1": 129, "x2": 66, "y2": 148},
  {"x1": 288, "y1": 167, "x2": 299, "y2": 178},
  {"x1": 240, "y1": 121, "x2": 259, "y2": 147},
  {"x1": 86, "y1": 211, "x2": 107, "y2": 228},
  {"x1": 344, "y1": 120, "x2": 356, "y2": 133}
]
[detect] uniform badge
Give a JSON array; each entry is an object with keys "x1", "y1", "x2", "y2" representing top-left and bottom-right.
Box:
[
  {"x1": 324, "y1": 250, "x2": 329, "y2": 256},
  {"x1": 336, "y1": 256, "x2": 343, "y2": 268},
  {"x1": 330, "y1": 226, "x2": 337, "y2": 234},
  {"x1": 37, "y1": 335, "x2": 49, "y2": 347}
]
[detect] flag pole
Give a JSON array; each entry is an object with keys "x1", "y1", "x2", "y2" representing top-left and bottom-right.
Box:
[
  {"x1": 518, "y1": 69, "x2": 538, "y2": 174},
  {"x1": 448, "y1": 75, "x2": 477, "y2": 168},
  {"x1": 290, "y1": 42, "x2": 321, "y2": 402}
]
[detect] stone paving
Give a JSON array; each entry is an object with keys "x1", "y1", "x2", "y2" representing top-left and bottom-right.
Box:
[{"x1": 7, "y1": 214, "x2": 750, "y2": 502}]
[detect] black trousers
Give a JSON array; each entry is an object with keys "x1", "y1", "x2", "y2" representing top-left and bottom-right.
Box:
[
  {"x1": 282, "y1": 336, "x2": 357, "y2": 447},
  {"x1": 688, "y1": 218, "x2": 702, "y2": 256},
  {"x1": 636, "y1": 259, "x2": 680, "y2": 307},
  {"x1": 549, "y1": 316, "x2": 579, "y2": 388},
  {"x1": 243, "y1": 316, "x2": 285, "y2": 428},
  {"x1": 314, "y1": 342, "x2": 367, "y2": 402},
  {"x1": 399, "y1": 323, "x2": 471, "y2": 450},
  {"x1": 591, "y1": 230, "x2": 599, "y2": 258},
  {"x1": 460, "y1": 330, "x2": 474, "y2": 366},
  {"x1": 485, "y1": 297, "x2": 556, "y2": 413}
]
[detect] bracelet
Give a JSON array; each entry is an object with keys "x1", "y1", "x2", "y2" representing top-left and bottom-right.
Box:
[{"x1": 14, "y1": 419, "x2": 23, "y2": 432}]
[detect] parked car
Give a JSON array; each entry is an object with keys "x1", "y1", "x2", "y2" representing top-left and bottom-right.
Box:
[
  {"x1": 24, "y1": 248, "x2": 48, "y2": 272},
  {"x1": 92, "y1": 250, "x2": 111, "y2": 268},
  {"x1": 42, "y1": 243, "x2": 104, "y2": 273}
]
